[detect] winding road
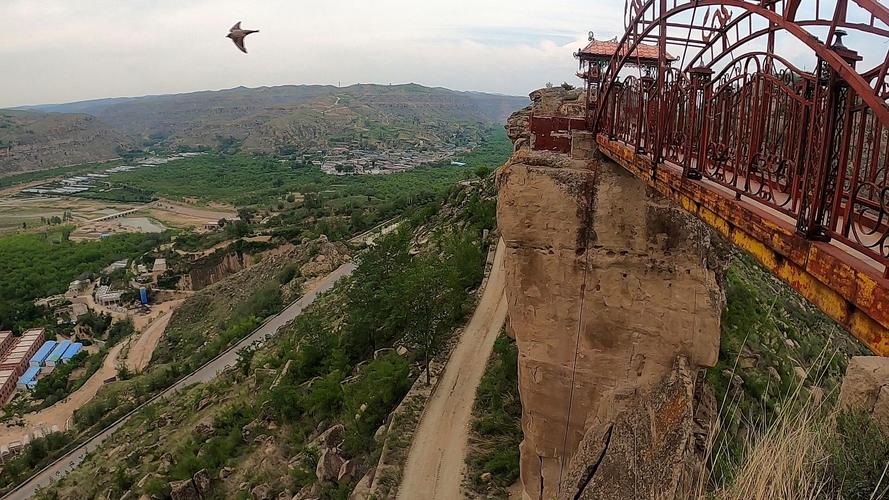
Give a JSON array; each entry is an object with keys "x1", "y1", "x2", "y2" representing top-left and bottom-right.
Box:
[
  {"x1": 398, "y1": 239, "x2": 508, "y2": 500},
  {"x1": 3, "y1": 261, "x2": 356, "y2": 500}
]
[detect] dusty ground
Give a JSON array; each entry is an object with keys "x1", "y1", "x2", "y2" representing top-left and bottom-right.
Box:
[
  {"x1": 145, "y1": 199, "x2": 236, "y2": 228},
  {"x1": 398, "y1": 240, "x2": 508, "y2": 500},
  {"x1": 0, "y1": 196, "x2": 141, "y2": 233},
  {"x1": 125, "y1": 301, "x2": 183, "y2": 373},
  {"x1": 0, "y1": 342, "x2": 125, "y2": 449},
  {"x1": 0, "y1": 194, "x2": 235, "y2": 236},
  {"x1": 173, "y1": 235, "x2": 272, "y2": 258}
]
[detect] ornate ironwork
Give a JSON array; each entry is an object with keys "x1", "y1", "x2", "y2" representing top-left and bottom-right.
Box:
[{"x1": 588, "y1": 0, "x2": 889, "y2": 273}]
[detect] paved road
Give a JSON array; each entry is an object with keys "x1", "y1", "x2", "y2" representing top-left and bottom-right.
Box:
[
  {"x1": 3, "y1": 262, "x2": 356, "y2": 500},
  {"x1": 398, "y1": 240, "x2": 508, "y2": 500}
]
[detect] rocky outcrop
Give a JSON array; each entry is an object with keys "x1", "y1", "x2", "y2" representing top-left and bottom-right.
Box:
[
  {"x1": 559, "y1": 356, "x2": 715, "y2": 499},
  {"x1": 316, "y1": 447, "x2": 346, "y2": 482},
  {"x1": 528, "y1": 87, "x2": 585, "y2": 117},
  {"x1": 839, "y1": 356, "x2": 889, "y2": 426},
  {"x1": 497, "y1": 118, "x2": 726, "y2": 498}
]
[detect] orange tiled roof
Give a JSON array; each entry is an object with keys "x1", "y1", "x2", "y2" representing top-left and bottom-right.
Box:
[{"x1": 578, "y1": 39, "x2": 674, "y2": 62}]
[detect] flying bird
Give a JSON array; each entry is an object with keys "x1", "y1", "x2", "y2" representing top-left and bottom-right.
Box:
[{"x1": 227, "y1": 22, "x2": 259, "y2": 54}]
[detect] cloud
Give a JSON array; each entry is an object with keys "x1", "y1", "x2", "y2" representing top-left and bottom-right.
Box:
[
  {"x1": 2, "y1": 1, "x2": 881, "y2": 108},
  {"x1": 0, "y1": 0, "x2": 622, "y2": 107}
]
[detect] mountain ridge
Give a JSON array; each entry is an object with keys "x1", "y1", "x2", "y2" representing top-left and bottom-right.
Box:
[{"x1": 1, "y1": 83, "x2": 528, "y2": 176}]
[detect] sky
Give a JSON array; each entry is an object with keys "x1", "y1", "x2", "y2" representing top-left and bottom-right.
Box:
[
  {"x1": 0, "y1": 0, "x2": 623, "y2": 108},
  {"x1": 1, "y1": 1, "x2": 881, "y2": 109}
]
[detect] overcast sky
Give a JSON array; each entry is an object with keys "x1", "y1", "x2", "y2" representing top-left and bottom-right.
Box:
[
  {"x1": 0, "y1": 0, "x2": 624, "y2": 108},
  {"x1": 2, "y1": 1, "x2": 878, "y2": 109}
]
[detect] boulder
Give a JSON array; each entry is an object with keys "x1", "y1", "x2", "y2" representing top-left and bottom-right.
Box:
[
  {"x1": 242, "y1": 419, "x2": 266, "y2": 441},
  {"x1": 159, "y1": 452, "x2": 174, "y2": 474},
  {"x1": 169, "y1": 479, "x2": 200, "y2": 500},
  {"x1": 349, "y1": 467, "x2": 376, "y2": 500},
  {"x1": 193, "y1": 469, "x2": 211, "y2": 495},
  {"x1": 316, "y1": 447, "x2": 346, "y2": 482},
  {"x1": 219, "y1": 467, "x2": 234, "y2": 480},
  {"x1": 310, "y1": 424, "x2": 345, "y2": 449},
  {"x1": 373, "y1": 425, "x2": 387, "y2": 444},
  {"x1": 839, "y1": 356, "x2": 889, "y2": 426},
  {"x1": 338, "y1": 459, "x2": 358, "y2": 483},
  {"x1": 251, "y1": 483, "x2": 272, "y2": 500},
  {"x1": 193, "y1": 421, "x2": 214, "y2": 437},
  {"x1": 295, "y1": 482, "x2": 322, "y2": 500}
]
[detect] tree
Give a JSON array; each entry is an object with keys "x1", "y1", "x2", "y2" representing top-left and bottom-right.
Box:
[
  {"x1": 236, "y1": 208, "x2": 254, "y2": 224},
  {"x1": 401, "y1": 256, "x2": 459, "y2": 384}
]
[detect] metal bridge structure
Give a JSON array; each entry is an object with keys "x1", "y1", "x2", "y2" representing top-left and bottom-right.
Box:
[{"x1": 536, "y1": 0, "x2": 889, "y2": 355}]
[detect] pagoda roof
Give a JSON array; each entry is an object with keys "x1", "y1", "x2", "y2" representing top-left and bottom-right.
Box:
[{"x1": 577, "y1": 38, "x2": 675, "y2": 63}]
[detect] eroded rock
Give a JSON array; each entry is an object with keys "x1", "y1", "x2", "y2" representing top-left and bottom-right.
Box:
[
  {"x1": 169, "y1": 479, "x2": 199, "y2": 500},
  {"x1": 310, "y1": 423, "x2": 345, "y2": 450},
  {"x1": 559, "y1": 356, "x2": 715, "y2": 499},
  {"x1": 316, "y1": 447, "x2": 346, "y2": 482},
  {"x1": 497, "y1": 107, "x2": 726, "y2": 498},
  {"x1": 839, "y1": 356, "x2": 889, "y2": 426}
]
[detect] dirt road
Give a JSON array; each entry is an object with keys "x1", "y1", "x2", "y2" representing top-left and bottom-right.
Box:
[
  {"x1": 0, "y1": 342, "x2": 125, "y2": 450},
  {"x1": 4, "y1": 262, "x2": 356, "y2": 500},
  {"x1": 125, "y1": 301, "x2": 182, "y2": 373},
  {"x1": 398, "y1": 239, "x2": 508, "y2": 500}
]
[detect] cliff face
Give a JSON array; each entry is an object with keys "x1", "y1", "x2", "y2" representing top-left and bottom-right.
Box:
[{"x1": 496, "y1": 97, "x2": 727, "y2": 499}]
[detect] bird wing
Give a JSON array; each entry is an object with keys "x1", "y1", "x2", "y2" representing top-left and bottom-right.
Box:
[
  {"x1": 230, "y1": 21, "x2": 241, "y2": 32},
  {"x1": 230, "y1": 34, "x2": 248, "y2": 53}
]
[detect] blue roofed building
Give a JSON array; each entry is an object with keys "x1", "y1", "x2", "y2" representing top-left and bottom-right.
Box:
[
  {"x1": 17, "y1": 366, "x2": 40, "y2": 390},
  {"x1": 60, "y1": 343, "x2": 83, "y2": 363},
  {"x1": 29, "y1": 341, "x2": 57, "y2": 368},
  {"x1": 45, "y1": 340, "x2": 71, "y2": 367}
]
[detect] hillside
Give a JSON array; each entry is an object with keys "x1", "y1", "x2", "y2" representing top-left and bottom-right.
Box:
[
  {"x1": 0, "y1": 110, "x2": 127, "y2": 175},
  {"x1": 19, "y1": 84, "x2": 528, "y2": 155},
  {"x1": 32, "y1": 176, "x2": 498, "y2": 500}
]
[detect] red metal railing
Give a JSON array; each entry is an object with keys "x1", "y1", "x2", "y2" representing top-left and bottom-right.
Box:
[{"x1": 587, "y1": 0, "x2": 889, "y2": 274}]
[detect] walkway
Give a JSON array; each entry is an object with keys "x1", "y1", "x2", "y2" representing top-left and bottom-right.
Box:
[
  {"x1": 3, "y1": 261, "x2": 356, "y2": 499},
  {"x1": 125, "y1": 301, "x2": 182, "y2": 373},
  {"x1": 398, "y1": 239, "x2": 508, "y2": 500}
]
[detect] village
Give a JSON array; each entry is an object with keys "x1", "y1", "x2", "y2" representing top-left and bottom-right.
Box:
[{"x1": 318, "y1": 143, "x2": 473, "y2": 176}]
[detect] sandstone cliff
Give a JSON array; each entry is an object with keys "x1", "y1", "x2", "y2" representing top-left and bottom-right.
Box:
[{"x1": 497, "y1": 92, "x2": 727, "y2": 499}]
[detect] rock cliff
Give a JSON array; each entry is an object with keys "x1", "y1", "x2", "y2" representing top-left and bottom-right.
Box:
[{"x1": 496, "y1": 92, "x2": 727, "y2": 499}]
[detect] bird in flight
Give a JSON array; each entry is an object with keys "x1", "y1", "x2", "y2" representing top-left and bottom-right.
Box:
[{"x1": 227, "y1": 21, "x2": 259, "y2": 54}]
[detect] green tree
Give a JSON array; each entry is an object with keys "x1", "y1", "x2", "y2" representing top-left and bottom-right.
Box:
[{"x1": 402, "y1": 256, "x2": 460, "y2": 384}]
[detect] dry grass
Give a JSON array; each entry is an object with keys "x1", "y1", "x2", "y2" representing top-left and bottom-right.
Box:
[
  {"x1": 715, "y1": 397, "x2": 832, "y2": 500},
  {"x1": 701, "y1": 339, "x2": 888, "y2": 500}
]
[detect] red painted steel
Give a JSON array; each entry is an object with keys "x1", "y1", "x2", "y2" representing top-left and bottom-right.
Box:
[
  {"x1": 582, "y1": 0, "x2": 889, "y2": 275},
  {"x1": 529, "y1": 115, "x2": 588, "y2": 153}
]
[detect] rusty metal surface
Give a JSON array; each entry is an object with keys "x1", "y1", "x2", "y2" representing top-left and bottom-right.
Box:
[
  {"x1": 529, "y1": 116, "x2": 588, "y2": 153},
  {"x1": 598, "y1": 136, "x2": 889, "y2": 355},
  {"x1": 542, "y1": 0, "x2": 889, "y2": 353},
  {"x1": 581, "y1": 0, "x2": 889, "y2": 276}
]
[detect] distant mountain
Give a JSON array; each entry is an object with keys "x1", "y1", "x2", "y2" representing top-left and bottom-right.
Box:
[
  {"x1": 3, "y1": 84, "x2": 528, "y2": 175},
  {"x1": 0, "y1": 110, "x2": 128, "y2": 176}
]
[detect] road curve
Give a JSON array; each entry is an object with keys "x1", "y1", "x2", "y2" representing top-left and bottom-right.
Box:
[
  {"x1": 398, "y1": 239, "x2": 508, "y2": 500},
  {"x1": 3, "y1": 262, "x2": 356, "y2": 500}
]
